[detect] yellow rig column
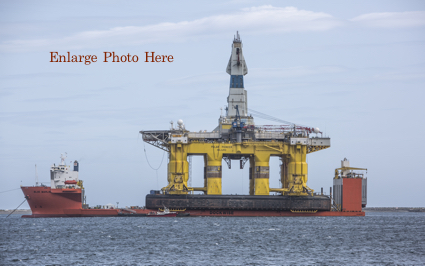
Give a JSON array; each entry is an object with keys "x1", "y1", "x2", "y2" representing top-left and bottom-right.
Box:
[
  {"x1": 287, "y1": 143, "x2": 308, "y2": 195},
  {"x1": 164, "y1": 142, "x2": 189, "y2": 194},
  {"x1": 205, "y1": 154, "x2": 222, "y2": 195},
  {"x1": 253, "y1": 153, "x2": 270, "y2": 195},
  {"x1": 153, "y1": 137, "x2": 321, "y2": 196}
]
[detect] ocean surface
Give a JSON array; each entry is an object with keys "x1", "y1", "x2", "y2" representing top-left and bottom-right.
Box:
[{"x1": 1, "y1": 212, "x2": 424, "y2": 265}]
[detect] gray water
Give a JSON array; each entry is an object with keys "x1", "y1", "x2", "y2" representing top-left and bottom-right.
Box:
[{"x1": 1, "y1": 212, "x2": 424, "y2": 265}]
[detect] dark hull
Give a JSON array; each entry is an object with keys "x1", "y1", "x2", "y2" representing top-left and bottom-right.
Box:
[
  {"x1": 146, "y1": 194, "x2": 331, "y2": 211},
  {"x1": 183, "y1": 209, "x2": 364, "y2": 217}
]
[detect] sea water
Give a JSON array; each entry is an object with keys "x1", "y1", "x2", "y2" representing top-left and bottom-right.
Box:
[{"x1": 1, "y1": 212, "x2": 424, "y2": 265}]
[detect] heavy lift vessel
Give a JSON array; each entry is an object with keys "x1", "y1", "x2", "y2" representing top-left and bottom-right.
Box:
[
  {"x1": 20, "y1": 32, "x2": 367, "y2": 218},
  {"x1": 141, "y1": 32, "x2": 367, "y2": 217}
]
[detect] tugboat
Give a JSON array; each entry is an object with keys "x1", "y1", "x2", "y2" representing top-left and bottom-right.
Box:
[{"x1": 147, "y1": 207, "x2": 177, "y2": 217}]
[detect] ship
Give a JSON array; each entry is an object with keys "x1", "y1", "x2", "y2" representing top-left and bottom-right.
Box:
[
  {"x1": 21, "y1": 154, "x2": 153, "y2": 218},
  {"x1": 21, "y1": 32, "x2": 368, "y2": 217},
  {"x1": 147, "y1": 207, "x2": 178, "y2": 217}
]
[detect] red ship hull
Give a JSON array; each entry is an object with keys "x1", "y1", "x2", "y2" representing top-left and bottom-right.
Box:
[
  {"x1": 21, "y1": 186, "x2": 153, "y2": 218},
  {"x1": 21, "y1": 187, "x2": 364, "y2": 218},
  {"x1": 21, "y1": 186, "x2": 82, "y2": 217}
]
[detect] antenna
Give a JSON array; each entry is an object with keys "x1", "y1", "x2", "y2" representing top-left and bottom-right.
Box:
[
  {"x1": 234, "y1": 31, "x2": 241, "y2": 42},
  {"x1": 35, "y1": 164, "x2": 39, "y2": 186},
  {"x1": 60, "y1": 153, "x2": 67, "y2": 165}
]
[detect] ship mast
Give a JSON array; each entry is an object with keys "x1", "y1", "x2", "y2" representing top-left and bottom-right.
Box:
[{"x1": 35, "y1": 164, "x2": 39, "y2": 186}]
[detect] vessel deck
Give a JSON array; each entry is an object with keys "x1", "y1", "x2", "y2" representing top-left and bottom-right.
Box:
[{"x1": 146, "y1": 194, "x2": 331, "y2": 211}]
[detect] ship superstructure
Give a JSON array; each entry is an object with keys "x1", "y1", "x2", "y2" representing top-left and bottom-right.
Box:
[
  {"x1": 333, "y1": 158, "x2": 367, "y2": 211},
  {"x1": 50, "y1": 153, "x2": 82, "y2": 189}
]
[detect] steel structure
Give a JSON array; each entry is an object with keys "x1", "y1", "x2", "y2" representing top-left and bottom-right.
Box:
[{"x1": 140, "y1": 32, "x2": 331, "y2": 197}]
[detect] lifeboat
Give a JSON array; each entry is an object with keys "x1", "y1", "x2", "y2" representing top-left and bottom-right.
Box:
[{"x1": 64, "y1": 180, "x2": 78, "y2": 185}]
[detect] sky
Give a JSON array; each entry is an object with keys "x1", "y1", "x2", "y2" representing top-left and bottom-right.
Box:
[{"x1": 1, "y1": 0, "x2": 424, "y2": 209}]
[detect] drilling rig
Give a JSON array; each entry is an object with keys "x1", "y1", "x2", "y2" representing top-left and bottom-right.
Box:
[{"x1": 140, "y1": 32, "x2": 361, "y2": 215}]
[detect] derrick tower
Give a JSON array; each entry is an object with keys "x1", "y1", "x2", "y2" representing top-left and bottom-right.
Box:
[
  {"x1": 141, "y1": 32, "x2": 330, "y2": 197},
  {"x1": 225, "y1": 31, "x2": 249, "y2": 120}
]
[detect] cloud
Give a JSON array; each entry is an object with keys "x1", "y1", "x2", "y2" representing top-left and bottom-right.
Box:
[
  {"x1": 160, "y1": 72, "x2": 226, "y2": 86},
  {"x1": 249, "y1": 66, "x2": 347, "y2": 79},
  {"x1": 2, "y1": 7, "x2": 423, "y2": 55},
  {"x1": 318, "y1": 90, "x2": 352, "y2": 97},
  {"x1": 160, "y1": 66, "x2": 347, "y2": 88},
  {"x1": 2, "y1": 72, "x2": 82, "y2": 80},
  {"x1": 0, "y1": 6, "x2": 341, "y2": 53},
  {"x1": 351, "y1": 11, "x2": 425, "y2": 28},
  {"x1": 373, "y1": 71, "x2": 425, "y2": 81},
  {"x1": 24, "y1": 94, "x2": 96, "y2": 103}
]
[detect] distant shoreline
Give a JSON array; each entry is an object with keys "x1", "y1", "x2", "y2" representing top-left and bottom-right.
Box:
[
  {"x1": 363, "y1": 207, "x2": 425, "y2": 212},
  {"x1": 0, "y1": 209, "x2": 32, "y2": 214},
  {"x1": 1, "y1": 208, "x2": 425, "y2": 214}
]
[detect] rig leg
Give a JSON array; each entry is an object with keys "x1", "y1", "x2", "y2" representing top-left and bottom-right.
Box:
[
  {"x1": 205, "y1": 154, "x2": 222, "y2": 195},
  {"x1": 166, "y1": 143, "x2": 189, "y2": 194},
  {"x1": 287, "y1": 144, "x2": 308, "y2": 195},
  {"x1": 254, "y1": 153, "x2": 270, "y2": 195}
]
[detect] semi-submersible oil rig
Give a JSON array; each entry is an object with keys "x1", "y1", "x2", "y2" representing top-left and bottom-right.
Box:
[{"x1": 140, "y1": 32, "x2": 367, "y2": 217}]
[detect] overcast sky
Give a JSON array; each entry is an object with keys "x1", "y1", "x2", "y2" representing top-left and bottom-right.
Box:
[{"x1": 1, "y1": 1, "x2": 424, "y2": 209}]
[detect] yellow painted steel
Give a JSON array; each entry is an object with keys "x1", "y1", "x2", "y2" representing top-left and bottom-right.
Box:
[
  {"x1": 287, "y1": 144, "x2": 309, "y2": 196},
  {"x1": 334, "y1": 167, "x2": 368, "y2": 179},
  {"x1": 163, "y1": 143, "x2": 189, "y2": 194},
  {"x1": 191, "y1": 187, "x2": 207, "y2": 192},
  {"x1": 161, "y1": 139, "x2": 316, "y2": 196},
  {"x1": 308, "y1": 145, "x2": 329, "y2": 153},
  {"x1": 205, "y1": 153, "x2": 222, "y2": 195},
  {"x1": 253, "y1": 153, "x2": 270, "y2": 195},
  {"x1": 290, "y1": 209, "x2": 318, "y2": 213},
  {"x1": 77, "y1": 180, "x2": 84, "y2": 189}
]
